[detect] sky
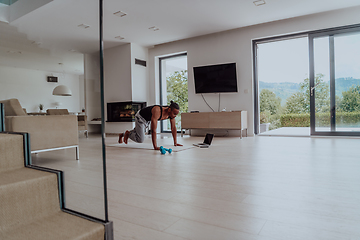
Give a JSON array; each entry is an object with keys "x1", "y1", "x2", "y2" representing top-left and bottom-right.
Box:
[
  {"x1": 257, "y1": 32, "x2": 360, "y2": 84},
  {"x1": 164, "y1": 56, "x2": 187, "y2": 78}
]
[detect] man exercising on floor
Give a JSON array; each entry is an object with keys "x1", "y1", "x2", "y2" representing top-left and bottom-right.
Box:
[{"x1": 118, "y1": 101, "x2": 183, "y2": 150}]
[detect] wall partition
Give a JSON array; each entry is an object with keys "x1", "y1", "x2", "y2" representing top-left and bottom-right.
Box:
[{"x1": 0, "y1": 0, "x2": 112, "y2": 237}]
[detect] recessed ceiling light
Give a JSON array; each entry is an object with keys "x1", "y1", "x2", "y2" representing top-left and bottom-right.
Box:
[
  {"x1": 115, "y1": 36, "x2": 124, "y2": 40},
  {"x1": 113, "y1": 11, "x2": 127, "y2": 17},
  {"x1": 149, "y1": 26, "x2": 159, "y2": 31},
  {"x1": 78, "y1": 24, "x2": 90, "y2": 29},
  {"x1": 253, "y1": 0, "x2": 266, "y2": 6},
  {"x1": 69, "y1": 49, "x2": 78, "y2": 52}
]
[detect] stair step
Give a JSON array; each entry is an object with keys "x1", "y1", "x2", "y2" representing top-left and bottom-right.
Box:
[
  {"x1": 0, "y1": 133, "x2": 105, "y2": 239},
  {"x1": 0, "y1": 211, "x2": 104, "y2": 240},
  {"x1": 0, "y1": 168, "x2": 60, "y2": 232},
  {"x1": 0, "y1": 133, "x2": 24, "y2": 172}
]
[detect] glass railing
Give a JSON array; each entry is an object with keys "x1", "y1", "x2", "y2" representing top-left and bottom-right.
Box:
[{"x1": 0, "y1": 0, "x2": 112, "y2": 238}]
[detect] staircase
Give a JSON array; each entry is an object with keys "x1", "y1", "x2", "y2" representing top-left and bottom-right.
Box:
[{"x1": 0, "y1": 132, "x2": 105, "y2": 239}]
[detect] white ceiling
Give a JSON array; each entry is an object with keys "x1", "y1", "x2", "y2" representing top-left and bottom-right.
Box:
[{"x1": 1, "y1": 0, "x2": 360, "y2": 74}]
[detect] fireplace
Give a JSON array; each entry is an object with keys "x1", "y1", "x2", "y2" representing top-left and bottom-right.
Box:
[{"x1": 107, "y1": 101, "x2": 146, "y2": 122}]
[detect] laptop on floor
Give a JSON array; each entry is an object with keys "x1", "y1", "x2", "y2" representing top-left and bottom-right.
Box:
[{"x1": 193, "y1": 133, "x2": 214, "y2": 148}]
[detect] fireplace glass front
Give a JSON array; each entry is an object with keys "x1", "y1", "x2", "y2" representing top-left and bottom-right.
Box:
[{"x1": 107, "y1": 101, "x2": 146, "y2": 122}]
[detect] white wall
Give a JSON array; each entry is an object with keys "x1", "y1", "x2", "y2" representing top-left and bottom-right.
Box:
[
  {"x1": 104, "y1": 44, "x2": 132, "y2": 103},
  {"x1": 103, "y1": 43, "x2": 149, "y2": 134},
  {"x1": 79, "y1": 75, "x2": 85, "y2": 111},
  {"x1": 104, "y1": 43, "x2": 132, "y2": 133},
  {"x1": 0, "y1": 65, "x2": 81, "y2": 112},
  {"x1": 131, "y1": 43, "x2": 149, "y2": 102},
  {"x1": 148, "y1": 6, "x2": 360, "y2": 136},
  {"x1": 84, "y1": 53, "x2": 101, "y2": 133}
]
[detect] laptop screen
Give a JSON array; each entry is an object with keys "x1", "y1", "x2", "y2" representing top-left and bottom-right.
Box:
[{"x1": 204, "y1": 133, "x2": 214, "y2": 145}]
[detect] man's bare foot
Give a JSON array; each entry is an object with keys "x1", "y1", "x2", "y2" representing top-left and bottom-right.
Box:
[
  {"x1": 118, "y1": 133, "x2": 124, "y2": 144},
  {"x1": 124, "y1": 131, "x2": 130, "y2": 144}
]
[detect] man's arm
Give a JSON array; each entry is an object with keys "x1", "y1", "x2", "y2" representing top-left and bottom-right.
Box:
[
  {"x1": 170, "y1": 118, "x2": 183, "y2": 146},
  {"x1": 151, "y1": 118, "x2": 159, "y2": 150},
  {"x1": 150, "y1": 106, "x2": 161, "y2": 150}
]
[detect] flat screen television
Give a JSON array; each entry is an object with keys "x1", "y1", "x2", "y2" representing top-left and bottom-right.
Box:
[{"x1": 193, "y1": 62, "x2": 238, "y2": 93}]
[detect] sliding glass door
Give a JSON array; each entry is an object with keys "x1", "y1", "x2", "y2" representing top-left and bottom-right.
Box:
[
  {"x1": 255, "y1": 36, "x2": 310, "y2": 136},
  {"x1": 159, "y1": 53, "x2": 188, "y2": 132},
  {"x1": 309, "y1": 27, "x2": 360, "y2": 136}
]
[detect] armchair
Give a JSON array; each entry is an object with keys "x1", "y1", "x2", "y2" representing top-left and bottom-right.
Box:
[
  {"x1": 0, "y1": 99, "x2": 79, "y2": 159},
  {"x1": 47, "y1": 109, "x2": 88, "y2": 138}
]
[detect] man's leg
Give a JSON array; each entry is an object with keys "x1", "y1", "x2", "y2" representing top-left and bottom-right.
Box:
[
  {"x1": 123, "y1": 130, "x2": 130, "y2": 144},
  {"x1": 125, "y1": 112, "x2": 147, "y2": 144},
  {"x1": 118, "y1": 133, "x2": 124, "y2": 143}
]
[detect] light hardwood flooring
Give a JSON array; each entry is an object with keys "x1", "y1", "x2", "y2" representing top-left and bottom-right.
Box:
[{"x1": 31, "y1": 134, "x2": 360, "y2": 240}]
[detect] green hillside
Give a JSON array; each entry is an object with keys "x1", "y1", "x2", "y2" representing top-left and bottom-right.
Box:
[
  {"x1": 335, "y1": 78, "x2": 360, "y2": 96},
  {"x1": 259, "y1": 81, "x2": 299, "y2": 105},
  {"x1": 259, "y1": 78, "x2": 360, "y2": 106}
]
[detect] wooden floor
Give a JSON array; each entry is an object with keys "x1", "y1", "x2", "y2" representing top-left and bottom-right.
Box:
[{"x1": 31, "y1": 134, "x2": 360, "y2": 240}]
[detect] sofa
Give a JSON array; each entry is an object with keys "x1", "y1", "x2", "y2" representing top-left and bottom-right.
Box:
[{"x1": 0, "y1": 99, "x2": 79, "y2": 159}]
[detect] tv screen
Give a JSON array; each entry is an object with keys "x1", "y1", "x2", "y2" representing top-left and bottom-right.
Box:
[{"x1": 193, "y1": 63, "x2": 238, "y2": 93}]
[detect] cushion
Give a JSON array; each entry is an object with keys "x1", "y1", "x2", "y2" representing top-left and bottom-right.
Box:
[{"x1": 0, "y1": 99, "x2": 26, "y2": 116}]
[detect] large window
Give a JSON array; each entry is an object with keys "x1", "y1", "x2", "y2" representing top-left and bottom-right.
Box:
[
  {"x1": 310, "y1": 27, "x2": 360, "y2": 136},
  {"x1": 159, "y1": 53, "x2": 188, "y2": 132},
  {"x1": 254, "y1": 24, "x2": 360, "y2": 137}
]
